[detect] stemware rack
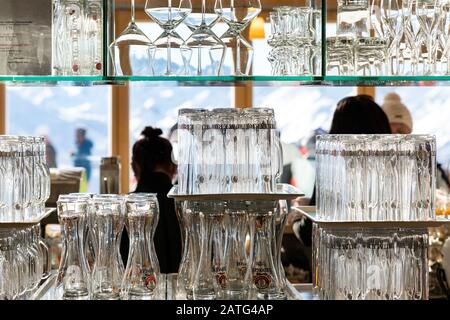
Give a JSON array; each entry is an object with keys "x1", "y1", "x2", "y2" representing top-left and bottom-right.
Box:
[{"x1": 4, "y1": 0, "x2": 450, "y2": 86}]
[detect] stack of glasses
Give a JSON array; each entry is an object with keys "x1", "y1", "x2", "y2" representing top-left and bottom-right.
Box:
[
  {"x1": 177, "y1": 108, "x2": 283, "y2": 195},
  {"x1": 312, "y1": 226, "x2": 429, "y2": 300},
  {"x1": 313, "y1": 134, "x2": 436, "y2": 300},
  {"x1": 53, "y1": 0, "x2": 104, "y2": 76},
  {"x1": 0, "y1": 136, "x2": 51, "y2": 222},
  {"x1": 55, "y1": 193, "x2": 162, "y2": 300},
  {"x1": 0, "y1": 225, "x2": 50, "y2": 300},
  {"x1": 327, "y1": 0, "x2": 450, "y2": 76},
  {"x1": 176, "y1": 200, "x2": 289, "y2": 300},
  {"x1": 316, "y1": 135, "x2": 436, "y2": 221},
  {"x1": 175, "y1": 107, "x2": 298, "y2": 300},
  {"x1": 267, "y1": 6, "x2": 321, "y2": 76}
]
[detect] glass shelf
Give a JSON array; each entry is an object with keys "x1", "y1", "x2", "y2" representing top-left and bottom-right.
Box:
[
  {"x1": 3, "y1": 0, "x2": 450, "y2": 87},
  {"x1": 3, "y1": 75, "x2": 450, "y2": 86}
]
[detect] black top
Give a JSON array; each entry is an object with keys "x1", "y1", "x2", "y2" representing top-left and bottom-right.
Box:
[{"x1": 120, "y1": 171, "x2": 182, "y2": 274}]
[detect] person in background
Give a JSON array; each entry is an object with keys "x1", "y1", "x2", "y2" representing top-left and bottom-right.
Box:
[
  {"x1": 381, "y1": 92, "x2": 413, "y2": 134},
  {"x1": 36, "y1": 126, "x2": 57, "y2": 168},
  {"x1": 73, "y1": 128, "x2": 93, "y2": 182},
  {"x1": 44, "y1": 136, "x2": 57, "y2": 168},
  {"x1": 382, "y1": 92, "x2": 450, "y2": 192},
  {"x1": 291, "y1": 95, "x2": 392, "y2": 272},
  {"x1": 121, "y1": 126, "x2": 182, "y2": 274}
]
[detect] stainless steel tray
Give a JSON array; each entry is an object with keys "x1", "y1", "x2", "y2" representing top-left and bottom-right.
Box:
[
  {"x1": 293, "y1": 206, "x2": 450, "y2": 229},
  {"x1": 168, "y1": 184, "x2": 305, "y2": 201},
  {"x1": 0, "y1": 208, "x2": 56, "y2": 228},
  {"x1": 32, "y1": 271, "x2": 58, "y2": 300}
]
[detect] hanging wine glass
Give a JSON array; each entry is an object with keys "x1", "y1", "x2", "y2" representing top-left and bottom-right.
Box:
[
  {"x1": 145, "y1": 0, "x2": 193, "y2": 76},
  {"x1": 109, "y1": 0, "x2": 155, "y2": 76},
  {"x1": 416, "y1": 0, "x2": 440, "y2": 75},
  {"x1": 379, "y1": 0, "x2": 404, "y2": 75},
  {"x1": 214, "y1": 0, "x2": 262, "y2": 75},
  {"x1": 182, "y1": 0, "x2": 226, "y2": 76}
]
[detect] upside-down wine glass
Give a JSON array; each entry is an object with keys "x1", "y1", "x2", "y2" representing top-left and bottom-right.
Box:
[
  {"x1": 109, "y1": 0, "x2": 155, "y2": 76},
  {"x1": 214, "y1": 0, "x2": 262, "y2": 75},
  {"x1": 182, "y1": 0, "x2": 226, "y2": 75},
  {"x1": 145, "y1": 0, "x2": 193, "y2": 76}
]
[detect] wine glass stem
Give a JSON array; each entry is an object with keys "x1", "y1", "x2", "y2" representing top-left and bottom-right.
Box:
[
  {"x1": 198, "y1": 47, "x2": 202, "y2": 75},
  {"x1": 202, "y1": 0, "x2": 206, "y2": 23},
  {"x1": 131, "y1": 0, "x2": 135, "y2": 23},
  {"x1": 167, "y1": 34, "x2": 172, "y2": 75},
  {"x1": 236, "y1": 35, "x2": 241, "y2": 75}
]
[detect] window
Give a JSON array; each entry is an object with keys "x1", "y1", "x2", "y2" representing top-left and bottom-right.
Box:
[
  {"x1": 6, "y1": 86, "x2": 111, "y2": 193},
  {"x1": 254, "y1": 86, "x2": 357, "y2": 197},
  {"x1": 129, "y1": 84, "x2": 234, "y2": 190},
  {"x1": 376, "y1": 87, "x2": 450, "y2": 167}
]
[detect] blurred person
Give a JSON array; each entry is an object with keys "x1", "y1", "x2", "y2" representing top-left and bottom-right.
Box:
[
  {"x1": 121, "y1": 127, "x2": 182, "y2": 274},
  {"x1": 73, "y1": 128, "x2": 93, "y2": 182},
  {"x1": 36, "y1": 126, "x2": 57, "y2": 168},
  {"x1": 381, "y1": 92, "x2": 413, "y2": 134},
  {"x1": 290, "y1": 95, "x2": 392, "y2": 272},
  {"x1": 44, "y1": 136, "x2": 57, "y2": 168},
  {"x1": 382, "y1": 92, "x2": 450, "y2": 191}
]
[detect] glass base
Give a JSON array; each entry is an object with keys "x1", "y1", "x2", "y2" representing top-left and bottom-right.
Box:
[
  {"x1": 182, "y1": 28, "x2": 225, "y2": 76},
  {"x1": 220, "y1": 31, "x2": 254, "y2": 76},
  {"x1": 93, "y1": 291, "x2": 120, "y2": 300},
  {"x1": 153, "y1": 31, "x2": 189, "y2": 76},
  {"x1": 193, "y1": 289, "x2": 216, "y2": 300}
]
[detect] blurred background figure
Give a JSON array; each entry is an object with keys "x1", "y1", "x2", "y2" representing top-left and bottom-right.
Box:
[
  {"x1": 121, "y1": 126, "x2": 182, "y2": 274},
  {"x1": 36, "y1": 125, "x2": 57, "y2": 168},
  {"x1": 381, "y1": 92, "x2": 413, "y2": 134},
  {"x1": 73, "y1": 127, "x2": 93, "y2": 182},
  {"x1": 382, "y1": 92, "x2": 450, "y2": 192}
]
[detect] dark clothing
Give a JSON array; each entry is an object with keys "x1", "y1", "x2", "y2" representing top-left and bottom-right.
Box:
[
  {"x1": 74, "y1": 139, "x2": 93, "y2": 181},
  {"x1": 46, "y1": 142, "x2": 57, "y2": 168},
  {"x1": 120, "y1": 171, "x2": 182, "y2": 274}
]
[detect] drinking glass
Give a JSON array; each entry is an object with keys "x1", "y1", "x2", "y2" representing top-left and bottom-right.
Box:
[
  {"x1": 326, "y1": 37, "x2": 355, "y2": 75},
  {"x1": 214, "y1": 0, "x2": 262, "y2": 75},
  {"x1": 416, "y1": 0, "x2": 440, "y2": 75},
  {"x1": 223, "y1": 201, "x2": 250, "y2": 299},
  {"x1": 145, "y1": 0, "x2": 193, "y2": 76},
  {"x1": 176, "y1": 201, "x2": 201, "y2": 299},
  {"x1": 248, "y1": 201, "x2": 286, "y2": 300},
  {"x1": 91, "y1": 195, "x2": 125, "y2": 300},
  {"x1": 182, "y1": 0, "x2": 226, "y2": 75},
  {"x1": 121, "y1": 195, "x2": 160, "y2": 300},
  {"x1": 193, "y1": 202, "x2": 223, "y2": 300},
  {"x1": 110, "y1": 0, "x2": 156, "y2": 76},
  {"x1": 56, "y1": 195, "x2": 91, "y2": 300}
]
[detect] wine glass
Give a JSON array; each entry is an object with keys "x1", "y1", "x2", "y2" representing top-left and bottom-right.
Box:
[
  {"x1": 416, "y1": 0, "x2": 440, "y2": 75},
  {"x1": 145, "y1": 0, "x2": 193, "y2": 76},
  {"x1": 109, "y1": 0, "x2": 155, "y2": 76},
  {"x1": 182, "y1": 0, "x2": 226, "y2": 76},
  {"x1": 379, "y1": 0, "x2": 404, "y2": 75},
  {"x1": 214, "y1": 0, "x2": 262, "y2": 75}
]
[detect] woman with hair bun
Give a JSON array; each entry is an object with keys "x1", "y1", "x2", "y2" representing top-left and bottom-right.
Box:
[{"x1": 121, "y1": 126, "x2": 182, "y2": 273}]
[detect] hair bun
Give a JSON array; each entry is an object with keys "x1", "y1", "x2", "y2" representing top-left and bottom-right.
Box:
[{"x1": 141, "y1": 127, "x2": 163, "y2": 140}]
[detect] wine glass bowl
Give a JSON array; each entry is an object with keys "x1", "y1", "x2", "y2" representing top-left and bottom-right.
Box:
[
  {"x1": 145, "y1": 0, "x2": 192, "y2": 31},
  {"x1": 145, "y1": 0, "x2": 193, "y2": 76},
  {"x1": 109, "y1": 0, "x2": 155, "y2": 76},
  {"x1": 214, "y1": 0, "x2": 262, "y2": 75},
  {"x1": 183, "y1": 0, "x2": 226, "y2": 76}
]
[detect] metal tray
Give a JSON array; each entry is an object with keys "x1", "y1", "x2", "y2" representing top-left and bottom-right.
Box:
[
  {"x1": 0, "y1": 208, "x2": 56, "y2": 228},
  {"x1": 293, "y1": 206, "x2": 450, "y2": 229},
  {"x1": 168, "y1": 184, "x2": 304, "y2": 201},
  {"x1": 32, "y1": 271, "x2": 58, "y2": 300}
]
